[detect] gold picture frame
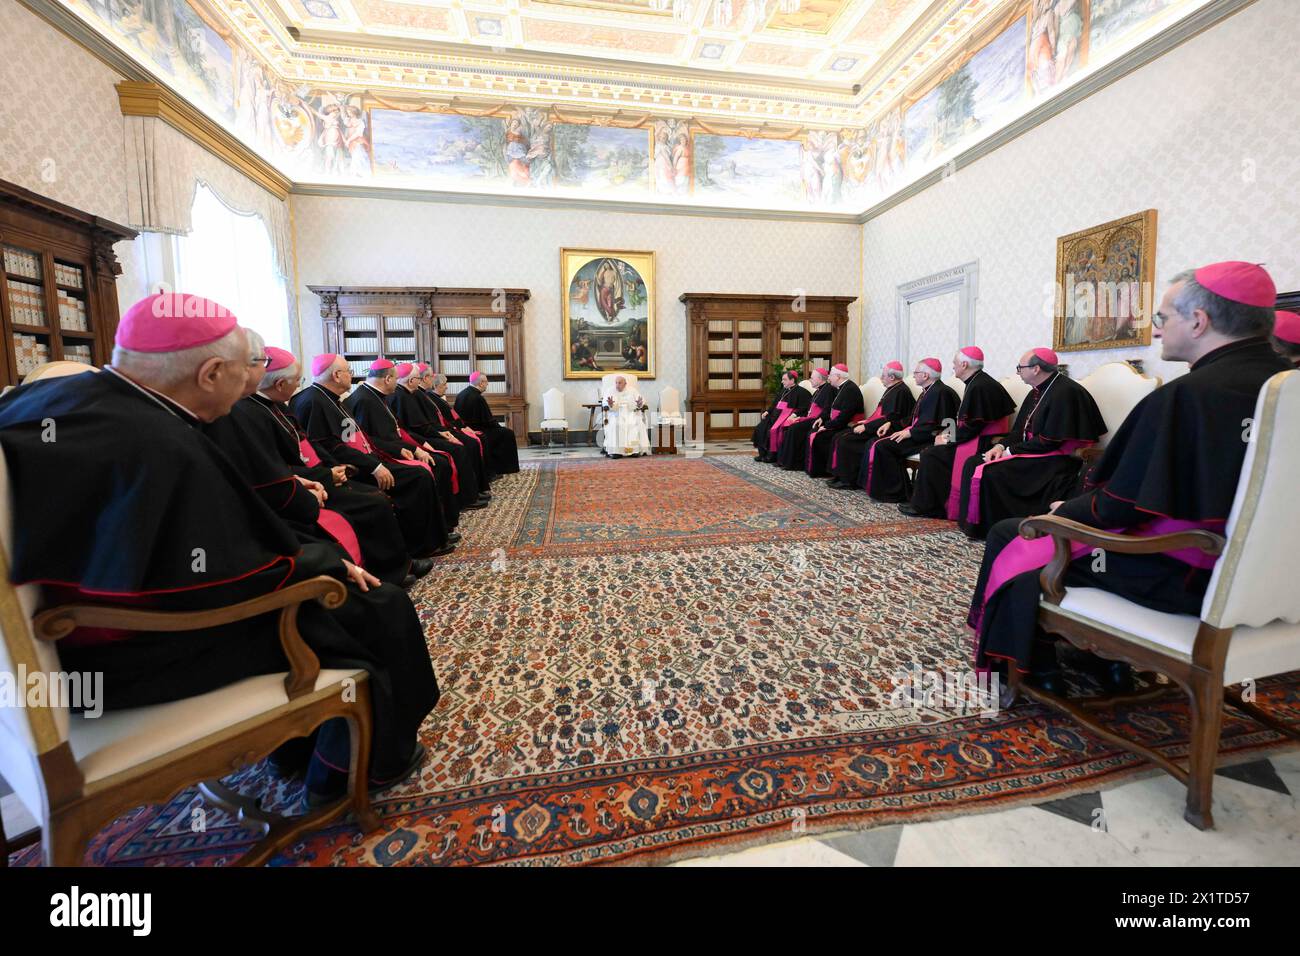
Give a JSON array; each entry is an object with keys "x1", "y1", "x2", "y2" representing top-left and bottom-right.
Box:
[
  {"x1": 1053, "y1": 209, "x2": 1158, "y2": 353},
  {"x1": 561, "y1": 248, "x2": 656, "y2": 379}
]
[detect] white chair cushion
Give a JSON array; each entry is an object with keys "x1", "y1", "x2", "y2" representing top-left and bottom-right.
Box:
[
  {"x1": 659, "y1": 416, "x2": 687, "y2": 426},
  {"x1": 540, "y1": 419, "x2": 568, "y2": 429},
  {"x1": 1048, "y1": 588, "x2": 1300, "y2": 686},
  {"x1": 69, "y1": 668, "x2": 364, "y2": 787}
]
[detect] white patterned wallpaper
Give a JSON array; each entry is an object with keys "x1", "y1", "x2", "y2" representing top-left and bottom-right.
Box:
[
  {"x1": 0, "y1": 0, "x2": 127, "y2": 224},
  {"x1": 292, "y1": 196, "x2": 862, "y2": 428},
  {"x1": 860, "y1": 0, "x2": 1300, "y2": 386}
]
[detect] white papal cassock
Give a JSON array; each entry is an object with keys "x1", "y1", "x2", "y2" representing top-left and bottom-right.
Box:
[{"x1": 602, "y1": 382, "x2": 651, "y2": 457}]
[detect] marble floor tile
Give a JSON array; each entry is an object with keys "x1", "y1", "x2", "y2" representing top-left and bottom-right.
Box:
[{"x1": 673, "y1": 836, "x2": 864, "y2": 867}]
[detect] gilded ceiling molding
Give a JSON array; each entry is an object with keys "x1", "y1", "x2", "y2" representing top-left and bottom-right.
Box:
[{"x1": 116, "y1": 82, "x2": 292, "y2": 201}]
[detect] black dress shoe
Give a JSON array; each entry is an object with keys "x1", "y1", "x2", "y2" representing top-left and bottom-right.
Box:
[
  {"x1": 305, "y1": 743, "x2": 428, "y2": 808},
  {"x1": 477, "y1": 492, "x2": 492, "y2": 502},
  {"x1": 1031, "y1": 671, "x2": 1067, "y2": 697},
  {"x1": 463, "y1": 500, "x2": 489, "y2": 510},
  {"x1": 898, "y1": 502, "x2": 941, "y2": 518},
  {"x1": 1103, "y1": 662, "x2": 1135, "y2": 694},
  {"x1": 401, "y1": 574, "x2": 418, "y2": 589},
  {"x1": 430, "y1": 543, "x2": 456, "y2": 557},
  {"x1": 447, "y1": 531, "x2": 462, "y2": 544},
  {"x1": 409, "y1": 558, "x2": 434, "y2": 579}
]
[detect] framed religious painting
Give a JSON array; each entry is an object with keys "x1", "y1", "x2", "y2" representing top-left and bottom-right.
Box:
[
  {"x1": 561, "y1": 248, "x2": 656, "y2": 379},
  {"x1": 1053, "y1": 209, "x2": 1158, "y2": 353}
]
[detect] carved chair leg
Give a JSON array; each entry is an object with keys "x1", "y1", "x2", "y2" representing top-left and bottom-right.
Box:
[
  {"x1": 44, "y1": 810, "x2": 91, "y2": 867},
  {"x1": 348, "y1": 705, "x2": 380, "y2": 834},
  {"x1": 1184, "y1": 676, "x2": 1225, "y2": 831}
]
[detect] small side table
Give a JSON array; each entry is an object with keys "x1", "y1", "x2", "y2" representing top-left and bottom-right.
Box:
[{"x1": 581, "y1": 403, "x2": 603, "y2": 447}]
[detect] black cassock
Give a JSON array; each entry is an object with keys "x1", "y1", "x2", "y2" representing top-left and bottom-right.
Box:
[
  {"x1": 206, "y1": 395, "x2": 411, "y2": 586},
  {"x1": 291, "y1": 383, "x2": 450, "y2": 556},
  {"x1": 454, "y1": 386, "x2": 520, "y2": 475},
  {"x1": 751, "y1": 387, "x2": 789, "y2": 452},
  {"x1": 425, "y1": 388, "x2": 494, "y2": 483},
  {"x1": 762, "y1": 384, "x2": 812, "y2": 459},
  {"x1": 862, "y1": 380, "x2": 960, "y2": 501},
  {"x1": 387, "y1": 386, "x2": 485, "y2": 507},
  {"x1": 909, "y1": 370, "x2": 1016, "y2": 516},
  {"x1": 776, "y1": 381, "x2": 837, "y2": 470},
  {"x1": 0, "y1": 369, "x2": 438, "y2": 782},
  {"x1": 345, "y1": 383, "x2": 462, "y2": 527},
  {"x1": 829, "y1": 381, "x2": 916, "y2": 484},
  {"x1": 957, "y1": 373, "x2": 1107, "y2": 537},
  {"x1": 806, "y1": 380, "x2": 864, "y2": 476},
  {"x1": 395, "y1": 385, "x2": 488, "y2": 496},
  {"x1": 969, "y1": 338, "x2": 1291, "y2": 674}
]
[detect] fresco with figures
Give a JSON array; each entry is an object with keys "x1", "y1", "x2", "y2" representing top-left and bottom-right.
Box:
[{"x1": 62, "y1": 0, "x2": 1207, "y2": 213}]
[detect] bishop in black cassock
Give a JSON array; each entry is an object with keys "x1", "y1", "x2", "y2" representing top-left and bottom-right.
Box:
[
  {"x1": 291, "y1": 354, "x2": 453, "y2": 557},
  {"x1": 902, "y1": 347, "x2": 1015, "y2": 518},
  {"x1": 806, "y1": 365, "x2": 864, "y2": 476},
  {"x1": 957, "y1": 348, "x2": 1107, "y2": 538},
  {"x1": 453, "y1": 371, "x2": 520, "y2": 475},
  {"x1": 776, "y1": 368, "x2": 836, "y2": 470},
  {"x1": 760, "y1": 374, "x2": 812, "y2": 463},
  {"x1": 753, "y1": 370, "x2": 799, "y2": 460},
  {"x1": 388, "y1": 362, "x2": 489, "y2": 509},
  {"x1": 0, "y1": 295, "x2": 438, "y2": 802},
  {"x1": 968, "y1": 262, "x2": 1291, "y2": 691},
  {"x1": 862, "y1": 358, "x2": 960, "y2": 501},
  {"x1": 1272, "y1": 310, "x2": 1300, "y2": 367},
  {"x1": 828, "y1": 361, "x2": 916, "y2": 488},
  {"x1": 420, "y1": 366, "x2": 494, "y2": 485}
]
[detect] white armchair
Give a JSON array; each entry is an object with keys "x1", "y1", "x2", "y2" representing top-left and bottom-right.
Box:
[
  {"x1": 859, "y1": 376, "x2": 884, "y2": 416},
  {"x1": 1018, "y1": 370, "x2": 1300, "y2": 829},
  {"x1": 0, "y1": 453, "x2": 380, "y2": 865},
  {"x1": 655, "y1": 385, "x2": 687, "y2": 454},
  {"x1": 998, "y1": 375, "x2": 1032, "y2": 414},
  {"x1": 539, "y1": 387, "x2": 569, "y2": 447},
  {"x1": 1078, "y1": 361, "x2": 1159, "y2": 450}
]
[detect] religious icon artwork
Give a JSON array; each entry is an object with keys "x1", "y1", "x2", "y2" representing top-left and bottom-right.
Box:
[
  {"x1": 1053, "y1": 209, "x2": 1158, "y2": 353},
  {"x1": 561, "y1": 249, "x2": 655, "y2": 379}
]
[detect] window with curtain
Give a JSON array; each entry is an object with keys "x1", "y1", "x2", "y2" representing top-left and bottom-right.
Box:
[{"x1": 170, "y1": 183, "x2": 293, "y2": 350}]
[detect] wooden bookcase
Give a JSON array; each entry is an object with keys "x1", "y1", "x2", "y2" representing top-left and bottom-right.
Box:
[
  {"x1": 682, "y1": 292, "x2": 854, "y2": 440},
  {"x1": 311, "y1": 285, "x2": 530, "y2": 443},
  {"x1": 0, "y1": 180, "x2": 135, "y2": 387}
]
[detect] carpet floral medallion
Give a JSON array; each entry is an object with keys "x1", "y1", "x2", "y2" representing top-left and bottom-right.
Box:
[{"x1": 14, "y1": 456, "x2": 1300, "y2": 866}]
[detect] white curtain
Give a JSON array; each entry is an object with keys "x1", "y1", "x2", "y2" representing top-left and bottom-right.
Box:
[{"x1": 122, "y1": 115, "x2": 296, "y2": 348}]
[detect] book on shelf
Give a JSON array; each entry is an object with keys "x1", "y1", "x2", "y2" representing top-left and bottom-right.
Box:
[
  {"x1": 737, "y1": 358, "x2": 762, "y2": 373},
  {"x1": 707, "y1": 319, "x2": 733, "y2": 333},
  {"x1": 384, "y1": 316, "x2": 416, "y2": 332},
  {"x1": 53, "y1": 263, "x2": 83, "y2": 289},
  {"x1": 476, "y1": 316, "x2": 504, "y2": 332},
  {"x1": 707, "y1": 358, "x2": 733, "y2": 373},
  {"x1": 344, "y1": 316, "x2": 378, "y2": 332},
  {"x1": 3, "y1": 247, "x2": 41, "y2": 280},
  {"x1": 438, "y1": 316, "x2": 470, "y2": 332},
  {"x1": 738, "y1": 411, "x2": 762, "y2": 427},
  {"x1": 12, "y1": 333, "x2": 50, "y2": 376},
  {"x1": 438, "y1": 336, "x2": 470, "y2": 352}
]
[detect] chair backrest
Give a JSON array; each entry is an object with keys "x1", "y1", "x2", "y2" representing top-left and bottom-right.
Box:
[
  {"x1": 600, "y1": 372, "x2": 638, "y2": 397},
  {"x1": 1202, "y1": 370, "x2": 1300, "y2": 630},
  {"x1": 799, "y1": 379, "x2": 815, "y2": 394},
  {"x1": 659, "y1": 385, "x2": 682, "y2": 417},
  {"x1": 999, "y1": 375, "x2": 1032, "y2": 413},
  {"x1": 0, "y1": 448, "x2": 69, "y2": 824},
  {"x1": 1078, "y1": 362, "x2": 1158, "y2": 448},
  {"x1": 947, "y1": 377, "x2": 966, "y2": 401},
  {"x1": 902, "y1": 375, "x2": 922, "y2": 399},
  {"x1": 860, "y1": 376, "x2": 884, "y2": 413},
  {"x1": 541, "y1": 387, "x2": 566, "y2": 420}
]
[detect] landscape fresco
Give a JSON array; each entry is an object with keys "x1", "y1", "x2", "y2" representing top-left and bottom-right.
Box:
[
  {"x1": 553, "y1": 124, "x2": 651, "y2": 193},
  {"x1": 693, "y1": 134, "x2": 804, "y2": 203},
  {"x1": 1091, "y1": 0, "x2": 1178, "y2": 51},
  {"x1": 74, "y1": 0, "x2": 235, "y2": 121},
  {"x1": 904, "y1": 16, "x2": 1028, "y2": 171},
  {"x1": 370, "y1": 110, "x2": 508, "y2": 183}
]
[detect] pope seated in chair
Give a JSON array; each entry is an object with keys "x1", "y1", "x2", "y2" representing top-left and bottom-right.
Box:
[{"x1": 602, "y1": 374, "x2": 651, "y2": 458}]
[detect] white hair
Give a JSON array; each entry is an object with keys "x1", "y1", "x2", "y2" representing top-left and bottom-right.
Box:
[
  {"x1": 112, "y1": 327, "x2": 246, "y2": 389},
  {"x1": 260, "y1": 360, "x2": 300, "y2": 392},
  {"x1": 883, "y1": 367, "x2": 904, "y2": 381},
  {"x1": 314, "y1": 357, "x2": 343, "y2": 384},
  {"x1": 243, "y1": 328, "x2": 266, "y2": 361},
  {"x1": 430, "y1": 372, "x2": 447, "y2": 387}
]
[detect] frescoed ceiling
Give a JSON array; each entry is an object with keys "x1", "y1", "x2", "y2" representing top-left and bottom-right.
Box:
[{"x1": 47, "y1": 0, "x2": 1214, "y2": 214}]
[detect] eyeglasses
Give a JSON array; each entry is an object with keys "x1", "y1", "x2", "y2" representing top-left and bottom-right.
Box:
[
  {"x1": 1151, "y1": 312, "x2": 1168, "y2": 330},
  {"x1": 1015, "y1": 364, "x2": 1035, "y2": 372}
]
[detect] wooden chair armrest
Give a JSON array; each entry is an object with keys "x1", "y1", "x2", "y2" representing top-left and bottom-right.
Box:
[
  {"x1": 32, "y1": 576, "x2": 348, "y2": 700},
  {"x1": 1018, "y1": 515, "x2": 1225, "y2": 603}
]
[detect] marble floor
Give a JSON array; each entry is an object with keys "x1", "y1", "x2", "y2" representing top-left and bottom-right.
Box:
[{"x1": 673, "y1": 749, "x2": 1300, "y2": 866}]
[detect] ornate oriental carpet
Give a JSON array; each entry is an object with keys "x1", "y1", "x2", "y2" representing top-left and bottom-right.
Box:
[{"x1": 13, "y1": 455, "x2": 1300, "y2": 866}]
